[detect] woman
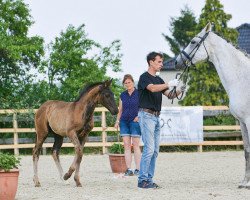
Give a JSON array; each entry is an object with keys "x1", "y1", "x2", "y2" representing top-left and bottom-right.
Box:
[{"x1": 114, "y1": 74, "x2": 141, "y2": 176}]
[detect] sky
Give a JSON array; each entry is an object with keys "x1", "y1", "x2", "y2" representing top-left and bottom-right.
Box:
[{"x1": 24, "y1": 0, "x2": 250, "y2": 81}]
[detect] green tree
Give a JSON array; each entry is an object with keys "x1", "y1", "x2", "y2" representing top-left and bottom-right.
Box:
[
  {"x1": 42, "y1": 24, "x2": 123, "y2": 101},
  {"x1": 181, "y1": 0, "x2": 238, "y2": 106},
  {"x1": 0, "y1": 0, "x2": 44, "y2": 109},
  {"x1": 162, "y1": 5, "x2": 197, "y2": 56}
]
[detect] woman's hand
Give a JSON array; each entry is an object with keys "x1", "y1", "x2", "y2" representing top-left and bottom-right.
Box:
[
  {"x1": 133, "y1": 116, "x2": 139, "y2": 122},
  {"x1": 114, "y1": 121, "x2": 119, "y2": 129}
]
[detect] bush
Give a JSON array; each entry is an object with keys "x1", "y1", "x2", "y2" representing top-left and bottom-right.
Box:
[
  {"x1": 0, "y1": 153, "x2": 21, "y2": 171},
  {"x1": 109, "y1": 143, "x2": 124, "y2": 154}
]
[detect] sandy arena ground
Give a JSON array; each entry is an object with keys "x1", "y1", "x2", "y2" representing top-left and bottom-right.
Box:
[{"x1": 16, "y1": 151, "x2": 250, "y2": 200}]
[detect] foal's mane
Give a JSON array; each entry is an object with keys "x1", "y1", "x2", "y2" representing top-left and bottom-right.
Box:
[{"x1": 74, "y1": 82, "x2": 103, "y2": 102}]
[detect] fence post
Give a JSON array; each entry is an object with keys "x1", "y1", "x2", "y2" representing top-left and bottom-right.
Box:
[
  {"x1": 101, "y1": 110, "x2": 107, "y2": 154},
  {"x1": 236, "y1": 137, "x2": 241, "y2": 150},
  {"x1": 235, "y1": 119, "x2": 241, "y2": 150},
  {"x1": 42, "y1": 147, "x2": 47, "y2": 155},
  {"x1": 13, "y1": 113, "x2": 19, "y2": 155},
  {"x1": 197, "y1": 144, "x2": 203, "y2": 152}
]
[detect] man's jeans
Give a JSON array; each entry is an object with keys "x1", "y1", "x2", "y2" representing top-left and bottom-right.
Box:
[{"x1": 138, "y1": 110, "x2": 160, "y2": 183}]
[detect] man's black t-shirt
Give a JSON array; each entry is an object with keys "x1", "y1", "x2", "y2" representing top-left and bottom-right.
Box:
[{"x1": 137, "y1": 72, "x2": 166, "y2": 111}]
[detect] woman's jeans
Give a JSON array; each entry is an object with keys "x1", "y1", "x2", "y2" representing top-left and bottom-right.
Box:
[{"x1": 138, "y1": 110, "x2": 160, "y2": 183}]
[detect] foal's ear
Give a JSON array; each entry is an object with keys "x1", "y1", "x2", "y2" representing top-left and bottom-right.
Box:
[
  {"x1": 105, "y1": 79, "x2": 112, "y2": 87},
  {"x1": 102, "y1": 79, "x2": 113, "y2": 89}
]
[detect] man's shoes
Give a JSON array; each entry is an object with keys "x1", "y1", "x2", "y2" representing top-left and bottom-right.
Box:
[
  {"x1": 134, "y1": 169, "x2": 140, "y2": 176},
  {"x1": 138, "y1": 181, "x2": 160, "y2": 189},
  {"x1": 138, "y1": 181, "x2": 154, "y2": 189},
  {"x1": 151, "y1": 182, "x2": 161, "y2": 189},
  {"x1": 124, "y1": 169, "x2": 134, "y2": 176}
]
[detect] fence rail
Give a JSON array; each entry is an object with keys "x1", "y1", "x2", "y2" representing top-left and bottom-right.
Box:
[{"x1": 0, "y1": 106, "x2": 243, "y2": 155}]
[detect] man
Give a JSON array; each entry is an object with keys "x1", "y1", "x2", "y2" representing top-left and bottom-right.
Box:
[{"x1": 137, "y1": 51, "x2": 183, "y2": 189}]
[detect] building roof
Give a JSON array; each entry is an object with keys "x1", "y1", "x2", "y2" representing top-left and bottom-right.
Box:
[
  {"x1": 236, "y1": 23, "x2": 250, "y2": 54},
  {"x1": 162, "y1": 57, "x2": 176, "y2": 71}
]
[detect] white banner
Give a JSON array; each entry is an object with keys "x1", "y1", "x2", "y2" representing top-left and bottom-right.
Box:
[{"x1": 160, "y1": 106, "x2": 203, "y2": 143}]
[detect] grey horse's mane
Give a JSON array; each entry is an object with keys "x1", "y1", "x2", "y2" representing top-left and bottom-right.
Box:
[{"x1": 214, "y1": 31, "x2": 250, "y2": 58}]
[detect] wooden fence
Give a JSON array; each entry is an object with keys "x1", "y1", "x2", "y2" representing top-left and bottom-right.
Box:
[{"x1": 0, "y1": 106, "x2": 243, "y2": 155}]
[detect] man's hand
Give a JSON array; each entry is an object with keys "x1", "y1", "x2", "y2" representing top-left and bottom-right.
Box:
[
  {"x1": 133, "y1": 116, "x2": 139, "y2": 122},
  {"x1": 168, "y1": 79, "x2": 179, "y2": 87}
]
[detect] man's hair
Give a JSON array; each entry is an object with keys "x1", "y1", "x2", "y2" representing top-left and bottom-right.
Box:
[
  {"x1": 122, "y1": 74, "x2": 134, "y2": 84},
  {"x1": 146, "y1": 52, "x2": 163, "y2": 65}
]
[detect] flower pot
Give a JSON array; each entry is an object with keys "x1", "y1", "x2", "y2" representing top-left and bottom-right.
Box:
[
  {"x1": 108, "y1": 154, "x2": 127, "y2": 173},
  {"x1": 0, "y1": 169, "x2": 19, "y2": 200}
]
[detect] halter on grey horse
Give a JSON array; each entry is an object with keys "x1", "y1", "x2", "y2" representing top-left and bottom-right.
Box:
[{"x1": 175, "y1": 22, "x2": 250, "y2": 189}]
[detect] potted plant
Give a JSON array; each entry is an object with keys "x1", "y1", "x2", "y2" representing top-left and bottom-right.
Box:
[
  {"x1": 0, "y1": 153, "x2": 21, "y2": 200},
  {"x1": 108, "y1": 143, "x2": 127, "y2": 173}
]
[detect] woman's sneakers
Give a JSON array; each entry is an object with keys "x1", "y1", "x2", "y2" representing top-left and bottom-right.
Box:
[
  {"x1": 134, "y1": 169, "x2": 140, "y2": 175},
  {"x1": 124, "y1": 168, "x2": 140, "y2": 176},
  {"x1": 124, "y1": 169, "x2": 134, "y2": 176}
]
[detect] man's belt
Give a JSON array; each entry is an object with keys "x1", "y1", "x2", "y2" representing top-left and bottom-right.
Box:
[{"x1": 140, "y1": 108, "x2": 160, "y2": 117}]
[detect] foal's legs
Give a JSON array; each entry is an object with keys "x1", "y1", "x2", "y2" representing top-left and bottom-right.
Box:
[
  {"x1": 239, "y1": 121, "x2": 250, "y2": 189},
  {"x1": 73, "y1": 135, "x2": 88, "y2": 185},
  {"x1": 52, "y1": 133, "x2": 64, "y2": 180},
  {"x1": 63, "y1": 131, "x2": 84, "y2": 187},
  {"x1": 33, "y1": 128, "x2": 48, "y2": 187}
]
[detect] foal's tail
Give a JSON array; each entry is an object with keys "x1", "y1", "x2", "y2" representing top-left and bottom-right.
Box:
[
  {"x1": 33, "y1": 102, "x2": 52, "y2": 187},
  {"x1": 34, "y1": 102, "x2": 52, "y2": 141},
  {"x1": 35, "y1": 101, "x2": 64, "y2": 151}
]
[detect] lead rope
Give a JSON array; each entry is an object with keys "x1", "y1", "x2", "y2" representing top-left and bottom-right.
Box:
[
  {"x1": 111, "y1": 116, "x2": 123, "y2": 155},
  {"x1": 117, "y1": 130, "x2": 128, "y2": 177},
  {"x1": 113, "y1": 117, "x2": 126, "y2": 176},
  {"x1": 167, "y1": 64, "x2": 189, "y2": 104},
  {"x1": 116, "y1": 129, "x2": 123, "y2": 154}
]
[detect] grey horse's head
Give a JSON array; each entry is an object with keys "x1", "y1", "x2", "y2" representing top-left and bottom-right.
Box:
[{"x1": 175, "y1": 23, "x2": 212, "y2": 69}]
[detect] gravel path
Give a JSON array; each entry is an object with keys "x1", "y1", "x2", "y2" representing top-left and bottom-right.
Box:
[{"x1": 16, "y1": 151, "x2": 250, "y2": 200}]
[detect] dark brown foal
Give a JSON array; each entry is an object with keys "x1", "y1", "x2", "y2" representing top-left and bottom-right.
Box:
[{"x1": 33, "y1": 79, "x2": 118, "y2": 187}]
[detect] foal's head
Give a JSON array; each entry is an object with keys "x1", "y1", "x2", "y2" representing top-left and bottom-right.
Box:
[{"x1": 98, "y1": 79, "x2": 118, "y2": 115}]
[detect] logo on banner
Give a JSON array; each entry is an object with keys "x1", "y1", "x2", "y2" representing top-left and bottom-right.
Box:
[{"x1": 160, "y1": 106, "x2": 203, "y2": 143}]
